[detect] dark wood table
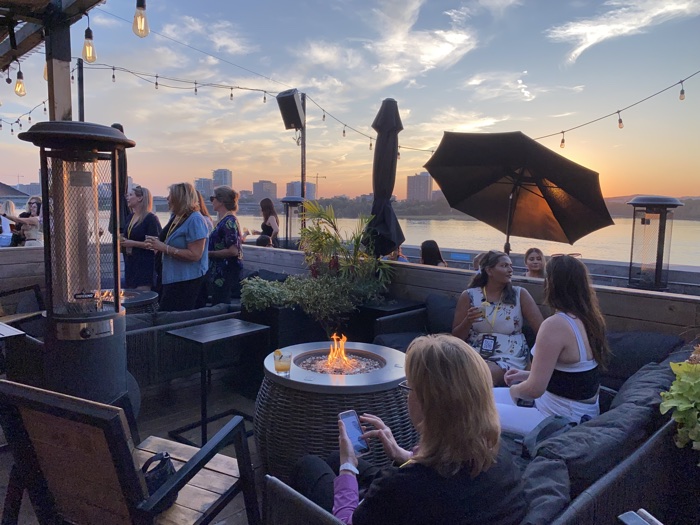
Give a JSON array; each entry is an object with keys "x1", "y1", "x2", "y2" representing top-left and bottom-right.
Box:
[{"x1": 167, "y1": 318, "x2": 270, "y2": 446}]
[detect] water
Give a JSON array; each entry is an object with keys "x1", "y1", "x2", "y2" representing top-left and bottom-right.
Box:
[{"x1": 154, "y1": 213, "x2": 700, "y2": 268}]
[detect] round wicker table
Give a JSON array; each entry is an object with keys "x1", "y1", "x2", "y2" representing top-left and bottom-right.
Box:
[{"x1": 254, "y1": 342, "x2": 418, "y2": 482}]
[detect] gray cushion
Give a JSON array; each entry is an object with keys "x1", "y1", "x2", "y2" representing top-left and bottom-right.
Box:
[
  {"x1": 425, "y1": 294, "x2": 457, "y2": 334},
  {"x1": 610, "y1": 362, "x2": 675, "y2": 412},
  {"x1": 373, "y1": 332, "x2": 422, "y2": 352},
  {"x1": 535, "y1": 402, "x2": 653, "y2": 498},
  {"x1": 520, "y1": 456, "x2": 571, "y2": 525},
  {"x1": 125, "y1": 312, "x2": 155, "y2": 331},
  {"x1": 603, "y1": 332, "x2": 684, "y2": 390},
  {"x1": 154, "y1": 303, "x2": 231, "y2": 326}
]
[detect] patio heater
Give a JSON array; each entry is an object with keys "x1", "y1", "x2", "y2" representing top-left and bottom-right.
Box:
[
  {"x1": 627, "y1": 196, "x2": 683, "y2": 291},
  {"x1": 280, "y1": 196, "x2": 304, "y2": 249},
  {"x1": 18, "y1": 121, "x2": 135, "y2": 404}
]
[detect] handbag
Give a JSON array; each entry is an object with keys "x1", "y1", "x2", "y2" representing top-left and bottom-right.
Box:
[{"x1": 141, "y1": 451, "x2": 178, "y2": 512}]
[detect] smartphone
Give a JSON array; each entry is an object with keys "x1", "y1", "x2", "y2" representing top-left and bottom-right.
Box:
[
  {"x1": 338, "y1": 410, "x2": 370, "y2": 456},
  {"x1": 516, "y1": 398, "x2": 536, "y2": 408}
]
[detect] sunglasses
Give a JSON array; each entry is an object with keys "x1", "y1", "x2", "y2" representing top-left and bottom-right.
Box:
[
  {"x1": 551, "y1": 253, "x2": 582, "y2": 258},
  {"x1": 209, "y1": 195, "x2": 217, "y2": 202}
]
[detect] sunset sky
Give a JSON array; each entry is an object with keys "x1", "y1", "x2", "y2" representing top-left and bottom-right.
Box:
[{"x1": 1, "y1": 0, "x2": 698, "y2": 199}]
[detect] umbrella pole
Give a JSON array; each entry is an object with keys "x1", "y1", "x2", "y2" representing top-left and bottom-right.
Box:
[{"x1": 504, "y1": 189, "x2": 516, "y2": 255}]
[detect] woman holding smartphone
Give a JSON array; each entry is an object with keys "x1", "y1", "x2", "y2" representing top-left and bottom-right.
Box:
[{"x1": 291, "y1": 334, "x2": 526, "y2": 525}]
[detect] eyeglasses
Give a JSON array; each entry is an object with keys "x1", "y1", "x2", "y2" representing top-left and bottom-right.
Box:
[
  {"x1": 28, "y1": 202, "x2": 39, "y2": 206},
  {"x1": 209, "y1": 195, "x2": 217, "y2": 202},
  {"x1": 398, "y1": 380, "x2": 411, "y2": 392},
  {"x1": 551, "y1": 253, "x2": 582, "y2": 258}
]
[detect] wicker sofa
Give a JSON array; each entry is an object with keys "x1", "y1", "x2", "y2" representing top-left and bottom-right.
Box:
[{"x1": 260, "y1": 329, "x2": 697, "y2": 525}]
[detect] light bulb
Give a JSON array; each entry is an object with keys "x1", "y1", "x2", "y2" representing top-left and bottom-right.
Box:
[
  {"x1": 43, "y1": 63, "x2": 48, "y2": 81},
  {"x1": 132, "y1": 0, "x2": 150, "y2": 38},
  {"x1": 559, "y1": 136, "x2": 565, "y2": 148},
  {"x1": 369, "y1": 139, "x2": 373, "y2": 151},
  {"x1": 155, "y1": 74, "x2": 159, "y2": 89},
  {"x1": 679, "y1": 88, "x2": 685, "y2": 101},
  {"x1": 342, "y1": 126, "x2": 346, "y2": 137},
  {"x1": 82, "y1": 27, "x2": 96, "y2": 63},
  {"x1": 112, "y1": 67, "x2": 116, "y2": 82},
  {"x1": 15, "y1": 71, "x2": 26, "y2": 97},
  {"x1": 618, "y1": 116, "x2": 624, "y2": 129}
]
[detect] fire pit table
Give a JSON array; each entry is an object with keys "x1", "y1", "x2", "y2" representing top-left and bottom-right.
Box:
[{"x1": 254, "y1": 341, "x2": 418, "y2": 482}]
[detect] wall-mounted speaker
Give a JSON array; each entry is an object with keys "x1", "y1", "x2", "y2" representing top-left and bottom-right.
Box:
[{"x1": 276, "y1": 88, "x2": 305, "y2": 130}]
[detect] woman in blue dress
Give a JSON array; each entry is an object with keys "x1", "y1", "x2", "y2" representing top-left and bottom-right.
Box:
[
  {"x1": 207, "y1": 186, "x2": 243, "y2": 305},
  {"x1": 121, "y1": 185, "x2": 161, "y2": 290}
]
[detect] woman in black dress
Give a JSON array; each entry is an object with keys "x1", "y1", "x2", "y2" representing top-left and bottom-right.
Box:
[
  {"x1": 121, "y1": 185, "x2": 161, "y2": 290},
  {"x1": 253, "y1": 197, "x2": 280, "y2": 247}
]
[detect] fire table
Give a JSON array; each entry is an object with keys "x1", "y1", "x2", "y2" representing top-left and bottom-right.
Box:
[{"x1": 254, "y1": 341, "x2": 418, "y2": 482}]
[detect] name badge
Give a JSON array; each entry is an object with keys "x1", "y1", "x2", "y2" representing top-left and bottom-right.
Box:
[{"x1": 480, "y1": 335, "x2": 497, "y2": 357}]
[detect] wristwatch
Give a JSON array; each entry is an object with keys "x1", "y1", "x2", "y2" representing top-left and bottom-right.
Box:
[{"x1": 339, "y1": 462, "x2": 359, "y2": 475}]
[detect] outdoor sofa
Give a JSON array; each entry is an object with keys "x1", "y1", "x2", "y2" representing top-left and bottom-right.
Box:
[{"x1": 262, "y1": 312, "x2": 698, "y2": 524}]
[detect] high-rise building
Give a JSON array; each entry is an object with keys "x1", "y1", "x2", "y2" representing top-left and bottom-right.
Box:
[
  {"x1": 212, "y1": 168, "x2": 232, "y2": 188},
  {"x1": 195, "y1": 178, "x2": 214, "y2": 198},
  {"x1": 406, "y1": 172, "x2": 433, "y2": 202},
  {"x1": 253, "y1": 180, "x2": 277, "y2": 201},
  {"x1": 16, "y1": 182, "x2": 42, "y2": 196},
  {"x1": 285, "y1": 181, "x2": 316, "y2": 200}
]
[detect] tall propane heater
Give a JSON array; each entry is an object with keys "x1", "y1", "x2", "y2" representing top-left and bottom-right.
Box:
[{"x1": 18, "y1": 121, "x2": 135, "y2": 403}]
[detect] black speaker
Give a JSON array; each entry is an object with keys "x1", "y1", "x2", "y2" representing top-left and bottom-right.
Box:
[{"x1": 276, "y1": 88, "x2": 305, "y2": 130}]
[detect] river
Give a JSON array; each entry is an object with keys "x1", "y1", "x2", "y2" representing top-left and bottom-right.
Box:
[{"x1": 154, "y1": 213, "x2": 700, "y2": 268}]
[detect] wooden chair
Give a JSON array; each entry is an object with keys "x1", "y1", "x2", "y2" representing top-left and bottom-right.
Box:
[{"x1": 0, "y1": 380, "x2": 260, "y2": 525}]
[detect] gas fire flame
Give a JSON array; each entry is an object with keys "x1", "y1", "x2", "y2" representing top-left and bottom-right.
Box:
[{"x1": 328, "y1": 333, "x2": 353, "y2": 369}]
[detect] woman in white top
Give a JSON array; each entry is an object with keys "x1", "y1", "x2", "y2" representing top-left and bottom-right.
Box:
[
  {"x1": 493, "y1": 255, "x2": 611, "y2": 435},
  {"x1": 0, "y1": 201, "x2": 15, "y2": 247}
]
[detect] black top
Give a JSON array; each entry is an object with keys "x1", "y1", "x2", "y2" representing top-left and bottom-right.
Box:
[
  {"x1": 124, "y1": 212, "x2": 161, "y2": 288},
  {"x1": 547, "y1": 367, "x2": 600, "y2": 400},
  {"x1": 352, "y1": 446, "x2": 526, "y2": 525}
]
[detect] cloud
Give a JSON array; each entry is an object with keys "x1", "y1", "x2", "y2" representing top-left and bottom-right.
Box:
[
  {"x1": 463, "y1": 71, "x2": 537, "y2": 101},
  {"x1": 546, "y1": 0, "x2": 700, "y2": 63},
  {"x1": 476, "y1": 0, "x2": 524, "y2": 17}
]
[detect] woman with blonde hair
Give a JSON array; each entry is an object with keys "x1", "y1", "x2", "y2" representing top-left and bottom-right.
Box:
[
  {"x1": 291, "y1": 334, "x2": 526, "y2": 525},
  {"x1": 145, "y1": 182, "x2": 209, "y2": 311},
  {"x1": 0, "y1": 201, "x2": 15, "y2": 246},
  {"x1": 120, "y1": 185, "x2": 161, "y2": 290},
  {"x1": 2, "y1": 196, "x2": 43, "y2": 246},
  {"x1": 524, "y1": 247, "x2": 545, "y2": 278}
]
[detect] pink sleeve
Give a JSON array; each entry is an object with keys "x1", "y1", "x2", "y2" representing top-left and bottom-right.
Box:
[{"x1": 333, "y1": 473, "x2": 359, "y2": 524}]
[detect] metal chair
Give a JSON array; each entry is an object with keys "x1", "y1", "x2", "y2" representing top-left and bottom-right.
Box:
[{"x1": 0, "y1": 380, "x2": 260, "y2": 525}]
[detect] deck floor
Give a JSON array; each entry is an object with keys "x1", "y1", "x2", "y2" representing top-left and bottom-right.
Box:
[{"x1": 0, "y1": 369, "x2": 266, "y2": 525}]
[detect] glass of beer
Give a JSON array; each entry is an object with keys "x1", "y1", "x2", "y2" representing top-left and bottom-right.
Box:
[{"x1": 273, "y1": 349, "x2": 292, "y2": 377}]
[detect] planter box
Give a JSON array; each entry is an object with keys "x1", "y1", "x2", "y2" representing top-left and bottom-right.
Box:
[{"x1": 241, "y1": 306, "x2": 328, "y2": 349}]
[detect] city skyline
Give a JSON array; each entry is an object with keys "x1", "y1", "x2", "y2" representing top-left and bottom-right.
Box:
[{"x1": 1, "y1": 1, "x2": 699, "y2": 200}]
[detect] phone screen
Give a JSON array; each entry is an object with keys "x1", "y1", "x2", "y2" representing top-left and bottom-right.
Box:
[{"x1": 339, "y1": 410, "x2": 370, "y2": 456}]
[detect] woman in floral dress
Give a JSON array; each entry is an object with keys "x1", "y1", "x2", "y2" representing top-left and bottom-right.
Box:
[{"x1": 207, "y1": 186, "x2": 243, "y2": 305}]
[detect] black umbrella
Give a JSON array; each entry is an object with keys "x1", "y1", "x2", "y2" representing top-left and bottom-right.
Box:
[
  {"x1": 109, "y1": 122, "x2": 129, "y2": 235},
  {"x1": 424, "y1": 131, "x2": 614, "y2": 253},
  {"x1": 363, "y1": 98, "x2": 405, "y2": 256}
]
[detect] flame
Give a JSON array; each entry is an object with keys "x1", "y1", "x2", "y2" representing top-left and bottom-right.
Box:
[{"x1": 328, "y1": 333, "x2": 351, "y2": 368}]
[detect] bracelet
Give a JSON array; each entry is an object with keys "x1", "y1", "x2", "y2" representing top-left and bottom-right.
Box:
[{"x1": 166, "y1": 245, "x2": 170, "y2": 256}]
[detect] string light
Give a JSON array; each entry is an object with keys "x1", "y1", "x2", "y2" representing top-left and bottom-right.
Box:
[
  {"x1": 28, "y1": 115, "x2": 31, "y2": 123},
  {"x1": 71, "y1": 72, "x2": 74, "y2": 84},
  {"x1": 194, "y1": 81, "x2": 198, "y2": 95},
  {"x1": 679, "y1": 81, "x2": 685, "y2": 101},
  {"x1": 10, "y1": 125, "x2": 14, "y2": 135},
  {"x1": 342, "y1": 126, "x2": 346, "y2": 137},
  {"x1": 397, "y1": 147, "x2": 401, "y2": 160},
  {"x1": 369, "y1": 138, "x2": 373, "y2": 150},
  {"x1": 322, "y1": 111, "x2": 326, "y2": 122},
  {"x1": 82, "y1": 14, "x2": 97, "y2": 63},
  {"x1": 559, "y1": 132, "x2": 565, "y2": 148},
  {"x1": 132, "y1": 0, "x2": 149, "y2": 38},
  {"x1": 155, "y1": 74, "x2": 158, "y2": 89},
  {"x1": 263, "y1": 91, "x2": 267, "y2": 103},
  {"x1": 14, "y1": 61, "x2": 26, "y2": 97},
  {"x1": 43, "y1": 101, "x2": 47, "y2": 114},
  {"x1": 230, "y1": 88, "x2": 233, "y2": 100},
  {"x1": 617, "y1": 111, "x2": 624, "y2": 129},
  {"x1": 112, "y1": 66, "x2": 116, "y2": 82}
]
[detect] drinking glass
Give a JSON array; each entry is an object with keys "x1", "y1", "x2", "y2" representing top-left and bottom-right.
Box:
[{"x1": 273, "y1": 350, "x2": 292, "y2": 377}]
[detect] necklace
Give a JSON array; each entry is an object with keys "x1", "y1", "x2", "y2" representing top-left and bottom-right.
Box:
[
  {"x1": 165, "y1": 215, "x2": 183, "y2": 240},
  {"x1": 126, "y1": 213, "x2": 140, "y2": 239}
]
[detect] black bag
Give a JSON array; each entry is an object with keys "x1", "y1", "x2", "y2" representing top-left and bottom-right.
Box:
[{"x1": 141, "y1": 451, "x2": 178, "y2": 512}]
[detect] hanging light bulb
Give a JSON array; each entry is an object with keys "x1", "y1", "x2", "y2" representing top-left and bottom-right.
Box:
[
  {"x1": 28, "y1": 114, "x2": 32, "y2": 123},
  {"x1": 369, "y1": 139, "x2": 373, "y2": 151},
  {"x1": 43, "y1": 62, "x2": 48, "y2": 81},
  {"x1": 322, "y1": 111, "x2": 326, "y2": 122},
  {"x1": 112, "y1": 67, "x2": 116, "y2": 82},
  {"x1": 679, "y1": 81, "x2": 685, "y2": 101},
  {"x1": 155, "y1": 74, "x2": 159, "y2": 89},
  {"x1": 15, "y1": 70, "x2": 26, "y2": 97},
  {"x1": 132, "y1": 0, "x2": 150, "y2": 38},
  {"x1": 342, "y1": 126, "x2": 346, "y2": 137},
  {"x1": 11, "y1": 125, "x2": 14, "y2": 135},
  {"x1": 397, "y1": 147, "x2": 401, "y2": 160},
  {"x1": 230, "y1": 88, "x2": 233, "y2": 100},
  {"x1": 263, "y1": 92, "x2": 267, "y2": 103},
  {"x1": 0, "y1": 121, "x2": 3, "y2": 130},
  {"x1": 559, "y1": 132, "x2": 565, "y2": 149},
  {"x1": 18, "y1": 121, "x2": 22, "y2": 130},
  {"x1": 617, "y1": 111, "x2": 624, "y2": 129},
  {"x1": 43, "y1": 101, "x2": 47, "y2": 114},
  {"x1": 194, "y1": 81, "x2": 198, "y2": 95},
  {"x1": 82, "y1": 17, "x2": 96, "y2": 63},
  {"x1": 71, "y1": 72, "x2": 75, "y2": 84}
]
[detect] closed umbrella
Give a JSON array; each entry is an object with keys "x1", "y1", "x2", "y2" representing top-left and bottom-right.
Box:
[
  {"x1": 363, "y1": 98, "x2": 405, "y2": 256},
  {"x1": 424, "y1": 131, "x2": 614, "y2": 253}
]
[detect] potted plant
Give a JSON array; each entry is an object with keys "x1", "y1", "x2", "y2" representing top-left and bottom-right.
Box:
[
  {"x1": 660, "y1": 344, "x2": 700, "y2": 466},
  {"x1": 241, "y1": 201, "x2": 393, "y2": 343}
]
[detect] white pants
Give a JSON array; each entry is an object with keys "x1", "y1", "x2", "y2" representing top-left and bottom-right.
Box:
[{"x1": 493, "y1": 388, "x2": 547, "y2": 436}]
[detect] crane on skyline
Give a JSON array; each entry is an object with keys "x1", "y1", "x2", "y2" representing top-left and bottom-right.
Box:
[{"x1": 314, "y1": 173, "x2": 326, "y2": 198}]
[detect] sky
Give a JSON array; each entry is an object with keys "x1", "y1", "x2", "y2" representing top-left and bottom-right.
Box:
[{"x1": 1, "y1": 0, "x2": 699, "y2": 200}]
